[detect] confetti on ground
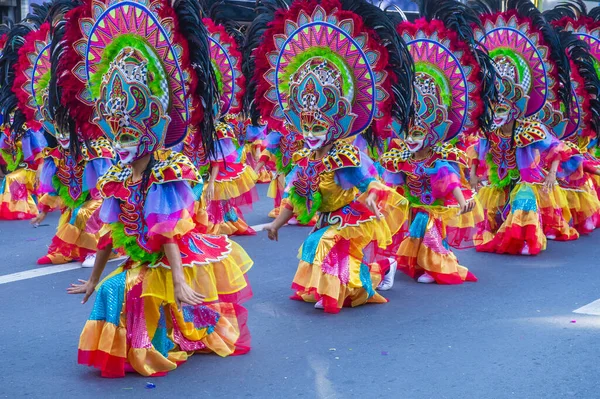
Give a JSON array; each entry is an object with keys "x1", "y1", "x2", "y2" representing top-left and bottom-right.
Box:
[
  {"x1": 570, "y1": 320, "x2": 577, "y2": 323},
  {"x1": 329, "y1": 348, "x2": 336, "y2": 351},
  {"x1": 145, "y1": 382, "x2": 156, "y2": 389},
  {"x1": 381, "y1": 351, "x2": 388, "y2": 356}
]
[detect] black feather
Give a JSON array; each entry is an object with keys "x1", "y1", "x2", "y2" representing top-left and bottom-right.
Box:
[
  {"x1": 558, "y1": 29, "x2": 600, "y2": 141},
  {"x1": 420, "y1": 0, "x2": 498, "y2": 131},
  {"x1": 0, "y1": 22, "x2": 39, "y2": 136},
  {"x1": 508, "y1": 0, "x2": 573, "y2": 116},
  {"x1": 589, "y1": 6, "x2": 600, "y2": 21},
  {"x1": 173, "y1": 0, "x2": 219, "y2": 160},
  {"x1": 339, "y1": 0, "x2": 415, "y2": 139},
  {"x1": 242, "y1": 0, "x2": 290, "y2": 126},
  {"x1": 543, "y1": 1, "x2": 587, "y2": 22},
  {"x1": 47, "y1": 0, "x2": 84, "y2": 156},
  {"x1": 467, "y1": 0, "x2": 503, "y2": 15}
]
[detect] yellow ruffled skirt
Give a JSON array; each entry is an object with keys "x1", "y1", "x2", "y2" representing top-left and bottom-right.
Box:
[
  {"x1": 291, "y1": 189, "x2": 408, "y2": 313},
  {"x1": 0, "y1": 168, "x2": 38, "y2": 220},
  {"x1": 40, "y1": 199, "x2": 102, "y2": 264},
  {"x1": 78, "y1": 241, "x2": 253, "y2": 377}
]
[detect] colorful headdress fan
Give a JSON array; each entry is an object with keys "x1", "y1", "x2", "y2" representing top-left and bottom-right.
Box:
[
  {"x1": 470, "y1": 0, "x2": 572, "y2": 125},
  {"x1": 251, "y1": 0, "x2": 414, "y2": 146},
  {"x1": 13, "y1": 22, "x2": 52, "y2": 134},
  {"x1": 0, "y1": 7, "x2": 48, "y2": 137},
  {"x1": 398, "y1": 0, "x2": 496, "y2": 146},
  {"x1": 60, "y1": 0, "x2": 216, "y2": 154},
  {"x1": 545, "y1": 1, "x2": 600, "y2": 140},
  {"x1": 204, "y1": 16, "x2": 245, "y2": 118}
]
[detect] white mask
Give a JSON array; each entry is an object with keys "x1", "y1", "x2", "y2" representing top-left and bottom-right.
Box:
[
  {"x1": 405, "y1": 136, "x2": 425, "y2": 153},
  {"x1": 304, "y1": 132, "x2": 326, "y2": 150},
  {"x1": 114, "y1": 144, "x2": 138, "y2": 165},
  {"x1": 58, "y1": 138, "x2": 70, "y2": 149}
]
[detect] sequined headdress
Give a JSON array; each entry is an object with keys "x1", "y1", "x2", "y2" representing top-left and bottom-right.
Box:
[
  {"x1": 249, "y1": 0, "x2": 415, "y2": 147},
  {"x1": 544, "y1": 1, "x2": 600, "y2": 140},
  {"x1": 399, "y1": 0, "x2": 498, "y2": 146},
  {"x1": 470, "y1": 0, "x2": 573, "y2": 125},
  {"x1": 59, "y1": 0, "x2": 218, "y2": 157}
]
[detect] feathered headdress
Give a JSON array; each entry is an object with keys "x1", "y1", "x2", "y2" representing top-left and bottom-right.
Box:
[
  {"x1": 398, "y1": 0, "x2": 497, "y2": 146},
  {"x1": 59, "y1": 0, "x2": 218, "y2": 157},
  {"x1": 250, "y1": 0, "x2": 414, "y2": 146},
  {"x1": 470, "y1": 0, "x2": 573, "y2": 124},
  {"x1": 545, "y1": 1, "x2": 600, "y2": 141},
  {"x1": 0, "y1": 14, "x2": 47, "y2": 137}
]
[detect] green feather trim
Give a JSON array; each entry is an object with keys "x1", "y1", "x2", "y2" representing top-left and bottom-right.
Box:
[
  {"x1": 110, "y1": 222, "x2": 161, "y2": 264},
  {"x1": 485, "y1": 153, "x2": 519, "y2": 189},
  {"x1": 594, "y1": 146, "x2": 600, "y2": 158},
  {"x1": 52, "y1": 175, "x2": 88, "y2": 209},
  {"x1": 0, "y1": 147, "x2": 23, "y2": 172},
  {"x1": 415, "y1": 63, "x2": 452, "y2": 107},
  {"x1": 211, "y1": 59, "x2": 224, "y2": 97},
  {"x1": 403, "y1": 185, "x2": 443, "y2": 206},
  {"x1": 89, "y1": 34, "x2": 167, "y2": 99},
  {"x1": 489, "y1": 48, "x2": 527, "y2": 85},
  {"x1": 594, "y1": 58, "x2": 600, "y2": 81},
  {"x1": 288, "y1": 186, "x2": 322, "y2": 224},
  {"x1": 34, "y1": 71, "x2": 51, "y2": 107},
  {"x1": 279, "y1": 47, "x2": 353, "y2": 99},
  {"x1": 272, "y1": 147, "x2": 293, "y2": 175}
]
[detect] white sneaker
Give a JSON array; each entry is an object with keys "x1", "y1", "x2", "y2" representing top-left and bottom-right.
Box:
[
  {"x1": 584, "y1": 218, "x2": 596, "y2": 232},
  {"x1": 546, "y1": 234, "x2": 556, "y2": 240},
  {"x1": 417, "y1": 272, "x2": 435, "y2": 284},
  {"x1": 377, "y1": 259, "x2": 397, "y2": 291},
  {"x1": 521, "y1": 243, "x2": 531, "y2": 256},
  {"x1": 82, "y1": 253, "x2": 96, "y2": 268},
  {"x1": 314, "y1": 299, "x2": 324, "y2": 309},
  {"x1": 288, "y1": 217, "x2": 299, "y2": 225}
]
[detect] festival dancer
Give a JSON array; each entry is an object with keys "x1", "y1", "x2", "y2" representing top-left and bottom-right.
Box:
[
  {"x1": 201, "y1": 13, "x2": 258, "y2": 236},
  {"x1": 0, "y1": 18, "x2": 46, "y2": 220},
  {"x1": 543, "y1": 2, "x2": 600, "y2": 234},
  {"x1": 379, "y1": 0, "x2": 493, "y2": 286},
  {"x1": 63, "y1": 0, "x2": 253, "y2": 377},
  {"x1": 250, "y1": 0, "x2": 412, "y2": 313},
  {"x1": 469, "y1": 0, "x2": 575, "y2": 254},
  {"x1": 18, "y1": 3, "x2": 115, "y2": 267}
]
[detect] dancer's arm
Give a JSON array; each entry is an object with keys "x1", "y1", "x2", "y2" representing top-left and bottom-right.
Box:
[
  {"x1": 205, "y1": 164, "x2": 219, "y2": 201},
  {"x1": 452, "y1": 186, "x2": 475, "y2": 215},
  {"x1": 266, "y1": 206, "x2": 293, "y2": 241},
  {"x1": 66, "y1": 244, "x2": 113, "y2": 303},
  {"x1": 469, "y1": 163, "x2": 479, "y2": 191},
  {"x1": 163, "y1": 242, "x2": 205, "y2": 310},
  {"x1": 543, "y1": 159, "x2": 559, "y2": 191}
]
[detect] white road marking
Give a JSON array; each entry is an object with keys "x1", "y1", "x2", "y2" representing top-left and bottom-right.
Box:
[
  {"x1": 0, "y1": 263, "x2": 82, "y2": 285},
  {"x1": 573, "y1": 299, "x2": 600, "y2": 316},
  {"x1": 0, "y1": 221, "x2": 278, "y2": 284},
  {"x1": 0, "y1": 257, "x2": 128, "y2": 285}
]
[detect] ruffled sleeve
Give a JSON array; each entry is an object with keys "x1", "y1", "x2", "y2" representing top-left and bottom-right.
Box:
[
  {"x1": 21, "y1": 129, "x2": 47, "y2": 164},
  {"x1": 246, "y1": 125, "x2": 267, "y2": 142},
  {"x1": 426, "y1": 160, "x2": 461, "y2": 199},
  {"x1": 517, "y1": 132, "x2": 562, "y2": 183},
  {"x1": 144, "y1": 181, "x2": 196, "y2": 241},
  {"x1": 98, "y1": 197, "x2": 121, "y2": 225},
  {"x1": 38, "y1": 157, "x2": 57, "y2": 195},
  {"x1": 334, "y1": 154, "x2": 377, "y2": 193},
  {"x1": 83, "y1": 158, "x2": 113, "y2": 199},
  {"x1": 211, "y1": 138, "x2": 239, "y2": 165}
]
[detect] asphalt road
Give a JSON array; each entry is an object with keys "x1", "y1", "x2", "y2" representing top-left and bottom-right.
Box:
[{"x1": 1, "y1": 183, "x2": 599, "y2": 398}]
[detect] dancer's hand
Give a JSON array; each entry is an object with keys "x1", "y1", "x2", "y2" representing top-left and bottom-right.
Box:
[
  {"x1": 205, "y1": 182, "x2": 215, "y2": 202},
  {"x1": 365, "y1": 192, "x2": 382, "y2": 220},
  {"x1": 265, "y1": 223, "x2": 279, "y2": 241},
  {"x1": 174, "y1": 282, "x2": 205, "y2": 310},
  {"x1": 543, "y1": 170, "x2": 557, "y2": 192},
  {"x1": 31, "y1": 211, "x2": 47, "y2": 226},
  {"x1": 459, "y1": 199, "x2": 475, "y2": 215},
  {"x1": 67, "y1": 279, "x2": 97, "y2": 304},
  {"x1": 469, "y1": 174, "x2": 480, "y2": 191}
]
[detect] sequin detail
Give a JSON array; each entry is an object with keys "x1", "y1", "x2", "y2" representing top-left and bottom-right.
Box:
[
  {"x1": 320, "y1": 238, "x2": 351, "y2": 284},
  {"x1": 89, "y1": 271, "x2": 126, "y2": 325},
  {"x1": 126, "y1": 281, "x2": 153, "y2": 349},
  {"x1": 359, "y1": 263, "x2": 375, "y2": 299},
  {"x1": 300, "y1": 227, "x2": 329, "y2": 263}
]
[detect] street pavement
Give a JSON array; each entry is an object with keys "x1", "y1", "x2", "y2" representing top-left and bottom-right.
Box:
[{"x1": 0, "y1": 183, "x2": 599, "y2": 398}]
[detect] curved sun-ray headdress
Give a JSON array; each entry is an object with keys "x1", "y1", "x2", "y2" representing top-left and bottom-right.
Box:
[
  {"x1": 544, "y1": 1, "x2": 600, "y2": 141},
  {"x1": 398, "y1": 0, "x2": 498, "y2": 146},
  {"x1": 249, "y1": 0, "x2": 415, "y2": 146},
  {"x1": 0, "y1": 5, "x2": 49, "y2": 137},
  {"x1": 470, "y1": 0, "x2": 573, "y2": 127},
  {"x1": 59, "y1": 0, "x2": 218, "y2": 156}
]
